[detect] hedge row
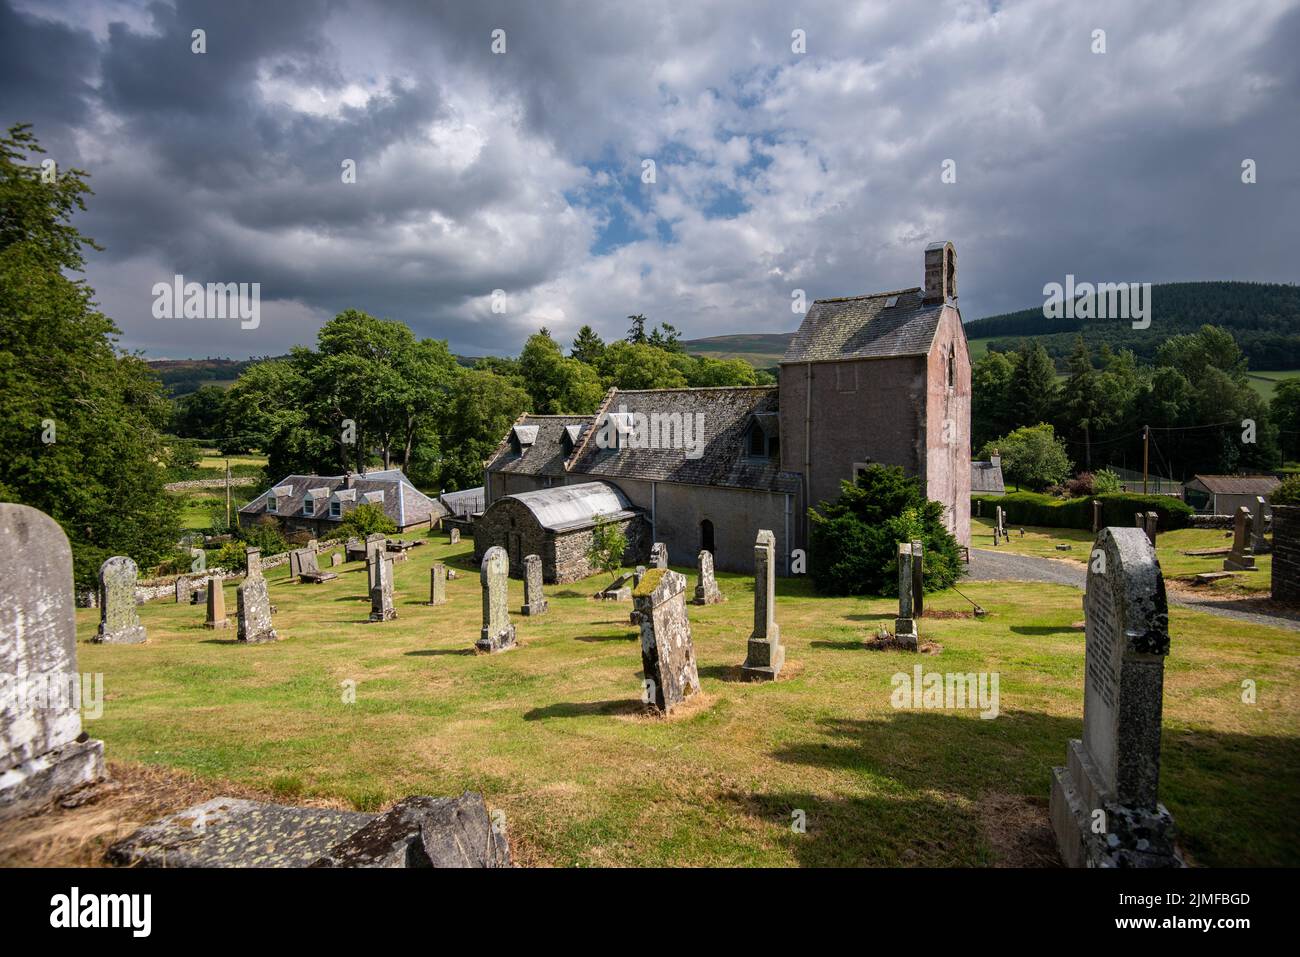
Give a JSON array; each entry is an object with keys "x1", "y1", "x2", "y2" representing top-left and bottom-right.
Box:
[{"x1": 972, "y1": 491, "x2": 1194, "y2": 531}]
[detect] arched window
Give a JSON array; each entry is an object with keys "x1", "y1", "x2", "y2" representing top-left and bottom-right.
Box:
[{"x1": 700, "y1": 519, "x2": 715, "y2": 555}]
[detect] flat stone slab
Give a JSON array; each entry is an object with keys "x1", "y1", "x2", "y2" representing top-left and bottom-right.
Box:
[
  {"x1": 1193, "y1": 571, "x2": 1234, "y2": 585},
  {"x1": 106, "y1": 797, "x2": 375, "y2": 868},
  {"x1": 311, "y1": 793, "x2": 510, "y2": 868}
]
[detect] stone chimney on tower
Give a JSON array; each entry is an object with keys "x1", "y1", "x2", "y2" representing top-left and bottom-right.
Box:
[{"x1": 923, "y1": 241, "x2": 956, "y2": 303}]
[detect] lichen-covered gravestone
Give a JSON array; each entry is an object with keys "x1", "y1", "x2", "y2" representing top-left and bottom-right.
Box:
[
  {"x1": 693, "y1": 549, "x2": 722, "y2": 605},
  {"x1": 634, "y1": 568, "x2": 701, "y2": 712},
  {"x1": 205, "y1": 576, "x2": 228, "y2": 630},
  {"x1": 741, "y1": 530, "x2": 785, "y2": 679},
  {"x1": 1252, "y1": 495, "x2": 1267, "y2": 554},
  {"x1": 1224, "y1": 507, "x2": 1256, "y2": 571},
  {"x1": 236, "y1": 574, "x2": 278, "y2": 643},
  {"x1": 175, "y1": 576, "x2": 191, "y2": 604},
  {"x1": 428, "y1": 562, "x2": 447, "y2": 606},
  {"x1": 449, "y1": 527, "x2": 460, "y2": 545},
  {"x1": 245, "y1": 547, "x2": 263, "y2": 580},
  {"x1": 475, "y1": 546, "x2": 516, "y2": 653},
  {"x1": 331, "y1": 552, "x2": 343, "y2": 568},
  {"x1": 369, "y1": 553, "x2": 396, "y2": 622},
  {"x1": 893, "y1": 542, "x2": 919, "y2": 651},
  {"x1": 94, "y1": 556, "x2": 146, "y2": 644},
  {"x1": 650, "y1": 542, "x2": 667, "y2": 569},
  {"x1": 0, "y1": 504, "x2": 106, "y2": 821},
  {"x1": 1049, "y1": 526, "x2": 1183, "y2": 867},
  {"x1": 521, "y1": 554, "x2": 547, "y2": 616}
]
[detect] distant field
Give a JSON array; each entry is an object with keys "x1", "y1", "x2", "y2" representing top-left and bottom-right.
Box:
[
  {"x1": 683, "y1": 332, "x2": 793, "y2": 369},
  {"x1": 1245, "y1": 370, "x2": 1299, "y2": 402}
]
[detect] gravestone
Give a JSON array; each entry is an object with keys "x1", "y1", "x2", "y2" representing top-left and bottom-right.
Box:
[
  {"x1": 94, "y1": 556, "x2": 146, "y2": 644},
  {"x1": 368, "y1": 553, "x2": 396, "y2": 622},
  {"x1": 1091, "y1": 499, "x2": 1103, "y2": 534},
  {"x1": 1224, "y1": 507, "x2": 1257, "y2": 571},
  {"x1": 190, "y1": 586, "x2": 205, "y2": 605},
  {"x1": 345, "y1": 538, "x2": 366, "y2": 563},
  {"x1": 521, "y1": 554, "x2": 547, "y2": 616},
  {"x1": 331, "y1": 552, "x2": 343, "y2": 567},
  {"x1": 1251, "y1": 495, "x2": 1267, "y2": 554},
  {"x1": 975, "y1": 499, "x2": 982, "y2": 518},
  {"x1": 650, "y1": 542, "x2": 667, "y2": 569},
  {"x1": 1143, "y1": 511, "x2": 1158, "y2": 546},
  {"x1": 311, "y1": 793, "x2": 510, "y2": 868},
  {"x1": 893, "y1": 542, "x2": 919, "y2": 650},
  {"x1": 365, "y1": 535, "x2": 386, "y2": 569},
  {"x1": 992, "y1": 525, "x2": 1000, "y2": 547},
  {"x1": 1049, "y1": 526, "x2": 1183, "y2": 867},
  {"x1": 449, "y1": 527, "x2": 460, "y2": 545},
  {"x1": 288, "y1": 549, "x2": 304, "y2": 580},
  {"x1": 597, "y1": 573, "x2": 633, "y2": 601},
  {"x1": 741, "y1": 529, "x2": 785, "y2": 680},
  {"x1": 236, "y1": 574, "x2": 278, "y2": 643},
  {"x1": 0, "y1": 504, "x2": 106, "y2": 821},
  {"x1": 476, "y1": 546, "x2": 516, "y2": 652},
  {"x1": 995, "y1": 506, "x2": 1005, "y2": 537},
  {"x1": 245, "y1": 547, "x2": 263, "y2": 580},
  {"x1": 1134, "y1": 511, "x2": 1144, "y2": 530},
  {"x1": 633, "y1": 565, "x2": 646, "y2": 587},
  {"x1": 428, "y1": 563, "x2": 447, "y2": 606},
  {"x1": 910, "y1": 539, "x2": 924, "y2": 619},
  {"x1": 205, "y1": 576, "x2": 228, "y2": 630},
  {"x1": 299, "y1": 549, "x2": 337, "y2": 584},
  {"x1": 175, "y1": 576, "x2": 191, "y2": 604},
  {"x1": 633, "y1": 569, "x2": 701, "y2": 712},
  {"x1": 693, "y1": 549, "x2": 722, "y2": 605}
]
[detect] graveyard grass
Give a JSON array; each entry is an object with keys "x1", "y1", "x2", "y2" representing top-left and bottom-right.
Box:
[{"x1": 75, "y1": 536, "x2": 1299, "y2": 867}]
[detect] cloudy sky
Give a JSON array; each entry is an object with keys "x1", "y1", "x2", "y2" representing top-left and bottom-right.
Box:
[{"x1": 3, "y1": 0, "x2": 1297, "y2": 358}]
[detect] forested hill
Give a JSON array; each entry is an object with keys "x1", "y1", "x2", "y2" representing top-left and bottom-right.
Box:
[{"x1": 965, "y1": 281, "x2": 1300, "y2": 369}]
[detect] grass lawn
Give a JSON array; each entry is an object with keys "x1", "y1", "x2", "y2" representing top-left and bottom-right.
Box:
[
  {"x1": 74, "y1": 535, "x2": 1299, "y2": 867},
  {"x1": 1245, "y1": 370, "x2": 1299, "y2": 402},
  {"x1": 169, "y1": 489, "x2": 250, "y2": 531},
  {"x1": 197, "y1": 450, "x2": 267, "y2": 472},
  {"x1": 972, "y1": 515, "x2": 1272, "y2": 596}
]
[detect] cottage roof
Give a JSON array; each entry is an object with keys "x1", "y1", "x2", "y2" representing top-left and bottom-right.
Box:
[
  {"x1": 1186, "y1": 474, "x2": 1281, "y2": 496},
  {"x1": 239, "y1": 470, "x2": 443, "y2": 527},
  {"x1": 781, "y1": 287, "x2": 945, "y2": 363}
]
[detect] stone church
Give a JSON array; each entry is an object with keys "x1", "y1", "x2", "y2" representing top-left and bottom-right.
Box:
[{"x1": 479, "y1": 241, "x2": 971, "y2": 581}]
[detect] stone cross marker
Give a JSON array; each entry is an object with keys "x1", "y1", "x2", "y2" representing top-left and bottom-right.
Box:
[
  {"x1": 476, "y1": 546, "x2": 516, "y2": 653},
  {"x1": 1251, "y1": 495, "x2": 1267, "y2": 553},
  {"x1": 428, "y1": 563, "x2": 447, "y2": 606},
  {"x1": 633, "y1": 569, "x2": 701, "y2": 712},
  {"x1": 521, "y1": 554, "x2": 547, "y2": 616},
  {"x1": 236, "y1": 574, "x2": 278, "y2": 643},
  {"x1": 693, "y1": 549, "x2": 722, "y2": 605},
  {"x1": 369, "y1": 554, "x2": 396, "y2": 622},
  {"x1": 1224, "y1": 507, "x2": 1256, "y2": 571},
  {"x1": 1091, "y1": 499, "x2": 1102, "y2": 534},
  {"x1": 205, "y1": 576, "x2": 228, "y2": 630},
  {"x1": 95, "y1": 556, "x2": 146, "y2": 644},
  {"x1": 893, "y1": 543, "x2": 919, "y2": 650},
  {"x1": 650, "y1": 542, "x2": 667, "y2": 569},
  {"x1": 449, "y1": 527, "x2": 460, "y2": 545},
  {"x1": 742, "y1": 529, "x2": 784, "y2": 680},
  {"x1": 0, "y1": 504, "x2": 106, "y2": 821},
  {"x1": 1143, "y1": 511, "x2": 1158, "y2": 546},
  {"x1": 1050, "y1": 526, "x2": 1182, "y2": 867},
  {"x1": 175, "y1": 576, "x2": 191, "y2": 604}
]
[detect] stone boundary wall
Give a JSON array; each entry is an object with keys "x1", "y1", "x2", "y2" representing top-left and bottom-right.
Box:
[
  {"x1": 1271, "y1": 505, "x2": 1300, "y2": 604},
  {"x1": 164, "y1": 477, "x2": 258, "y2": 492}
]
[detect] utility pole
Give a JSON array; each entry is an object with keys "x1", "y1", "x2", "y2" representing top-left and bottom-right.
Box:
[{"x1": 1142, "y1": 426, "x2": 1150, "y2": 495}]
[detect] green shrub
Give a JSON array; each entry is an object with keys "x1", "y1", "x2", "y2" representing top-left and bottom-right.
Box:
[
  {"x1": 810, "y1": 464, "x2": 963, "y2": 596},
  {"x1": 973, "y1": 491, "x2": 1193, "y2": 530},
  {"x1": 336, "y1": 502, "x2": 397, "y2": 539},
  {"x1": 1271, "y1": 474, "x2": 1300, "y2": 506}
]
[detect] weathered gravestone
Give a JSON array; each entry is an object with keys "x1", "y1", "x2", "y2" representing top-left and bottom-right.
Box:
[
  {"x1": 245, "y1": 547, "x2": 263, "y2": 580},
  {"x1": 369, "y1": 554, "x2": 396, "y2": 622},
  {"x1": 476, "y1": 546, "x2": 516, "y2": 653},
  {"x1": 94, "y1": 556, "x2": 146, "y2": 644},
  {"x1": 331, "y1": 552, "x2": 343, "y2": 568},
  {"x1": 995, "y1": 506, "x2": 1005, "y2": 537},
  {"x1": 598, "y1": 573, "x2": 632, "y2": 601},
  {"x1": 992, "y1": 525, "x2": 1000, "y2": 546},
  {"x1": 650, "y1": 542, "x2": 667, "y2": 569},
  {"x1": 0, "y1": 504, "x2": 106, "y2": 821},
  {"x1": 1049, "y1": 526, "x2": 1183, "y2": 867},
  {"x1": 236, "y1": 574, "x2": 278, "y2": 643},
  {"x1": 1134, "y1": 512, "x2": 1144, "y2": 531},
  {"x1": 893, "y1": 542, "x2": 920, "y2": 650},
  {"x1": 633, "y1": 569, "x2": 701, "y2": 712},
  {"x1": 345, "y1": 538, "x2": 366, "y2": 563},
  {"x1": 288, "y1": 549, "x2": 303, "y2": 580},
  {"x1": 175, "y1": 576, "x2": 192, "y2": 604},
  {"x1": 521, "y1": 554, "x2": 547, "y2": 616},
  {"x1": 1143, "y1": 511, "x2": 1158, "y2": 546},
  {"x1": 298, "y1": 549, "x2": 337, "y2": 584},
  {"x1": 1224, "y1": 507, "x2": 1257, "y2": 571},
  {"x1": 910, "y1": 539, "x2": 924, "y2": 619},
  {"x1": 693, "y1": 549, "x2": 722, "y2": 605},
  {"x1": 311, "y1": 793, "x2": 510, "y2": 868},
  {"x1": 633, "y1": 565, "x2": 646, "y2": 587},
  {"x1": 449, "y1": 527, "x2": 460, "y2": 545},
  {"x1": 1092, "y1": 499, "x2": 1103, "y2": 534},
  {"x1": 1252, "y1": 495, "x2": 1268, "y2": 554},
  {"x1": 742, "y1": 530, "x2": 785, "y2": 680},
  {"x1": 365, "y1": 534, "x2": 386, "y2": 569},
  {"x1": 205, "y1": 576, "x2": 228, "y2": 630},
  {"x1": 428, "y1": 562, "x2": 447, "y2": 606}
]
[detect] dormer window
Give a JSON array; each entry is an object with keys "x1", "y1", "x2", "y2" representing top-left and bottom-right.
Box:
[
  {"x1": 744, "y1": 413, "x2": 780, "y2": 459},
  {"x1": 749, "y1": 428, "x2": 765, "y2": 456},
  {"x1": 330, "y1": 500, "x2": 341, "y2": 519},
  {"x1": 266, "y1": 495, "x2": 278, "y2": 513},
  {"x1": 302, "y1": 494, "x2": 314, "y2": 516},
  {"x1": 561, "y1": 423, "x2": 583, "y2": 454},
  {"x1": 510, "y1": 425, "x2": 539, "y2": 454}
]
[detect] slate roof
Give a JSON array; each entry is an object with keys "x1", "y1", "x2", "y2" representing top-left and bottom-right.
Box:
[
  {"x1": 781, "y1": 287, "x2": 945, "y2": 363},
  {"x1": 971, "y1": 460, "x2": 1005, "y2": 494},
  {"x1": 1186, "y1": 474, "x2": 1281, "y2": 496},
  {"x1": 485, "y1": 415, "x2": 593, "y2": 478},
  {"x1": 440, "y1": 486, "x2": 485, "y2": 517},
  {"x1": 239, "y1": 469, "x2": 444, "y2": 528}
]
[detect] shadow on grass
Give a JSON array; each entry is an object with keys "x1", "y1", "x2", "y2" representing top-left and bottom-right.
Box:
[
  {"x1": 809, "y1": 639, "x2": 869, "y2": 650},
  {"x1": 198, "y1": 638, "x2": 241, "y2": 645},
  {"x1": 573, "y1": 632, "x2": 637, "y2": 643},
  {"x1": 698, "y1": 663, "x2": 747, "y2": 682},
  {"x1": 523, "y1": 698, "x2": 643, "y2": 720},
  {"x1": 404, "y1": 648, "x2": 474, "y2": 657},
  {"x1": 1009, "y1": 625, "x2": 1081, "y2": 636},
  {"x1": 844, "y1": 613, "x2": 894, "y2": 622}
]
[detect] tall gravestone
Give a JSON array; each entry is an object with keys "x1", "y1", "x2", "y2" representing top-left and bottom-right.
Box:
[
  {"x1": 633, "y1": 569, "x2": 701, "y2": 712},
  {"x1": 428, "y1": 563, "x2": 447, "y2": 606},
  {"x1": 236, "y1": 574, "x2": 278, "y2": 644},
  {"x1": 521, "y1": 554, "x2": 547, "y2": 616},
  {"x1": 1050, "y1": 526, "x2": 1182, "y2": 867},
  {"x1": 910, "y1": 538, "x2": 924, "y2": 619},
  {"x1": 693, "y1": 549, "x2": 722, "y2": 605},
  {"x1": 741, "y1": 530, "x2": 784, "y2": 680},
  {"x1": 995, "y1": 506, "x2": 1005, "y2": 537},
  {"x1": 449, "y1": 527, "x2": 460, "y2": 545},
  {"x1": 893, "y1": 542, "x2": 919, "y2": 650},
  {"x1": 0, "y1": 504, "x2": 106, "y2": 821},
  {"x1": 1091, "y1": 499, "x2": 1103, "y2": 534},
  {"x1": 369, "y1": 553, "x2": 396, "y2": 622},
  {"x1": 288, "y1": 549, "x2": 303, "y2": 580},
  {"x1": 1224, "y1": 507, "x2": 1256, "y2": 571},
  {"x1": 94, "y1": 556, "x2": 146, "y2": 644},
  {"x1": 650, "y1": 542, "x2": 667, "y2": 569},
  {"x1": 1143, "y1": 512, "x2": 1158, "y2": 546},
  {"x1": 476, "y1": 546, "x2": 516, "y2": 653},
  {"x1": 245, "y1": 547, "x2": 263, "y2": 581},
  {"x1": 175, "y1": 576, "x2": 191, "y2": 604},
  {"x1": 205, "y1": 576, "x2": 228, "y2": 630},
  {"x1": 1251, "y1": 495, "x2": 1267, "y2": 554}
]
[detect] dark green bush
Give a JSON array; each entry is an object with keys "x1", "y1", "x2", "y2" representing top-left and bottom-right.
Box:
[
  {"x1": 1271, "y1": 474, "x2": 1300, "y2": 506},
  {"x1": 972, "y1": 491, "x2": 1193, "y2": 530}
]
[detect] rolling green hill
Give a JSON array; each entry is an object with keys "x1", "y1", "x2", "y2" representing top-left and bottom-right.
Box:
[{"x1": 682, "y1": 332, "x2": 793, "y2": 369}]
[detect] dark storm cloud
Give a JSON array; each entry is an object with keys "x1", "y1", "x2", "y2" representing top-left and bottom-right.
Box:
[{"x1": 2, "y1": 0, "x2": 1297, "y2": 358}]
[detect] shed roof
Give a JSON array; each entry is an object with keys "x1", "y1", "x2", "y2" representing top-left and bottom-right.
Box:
[
  {"x1": 505, "y1": 481, "x2": 635, "y2": 532},
  {"x1": 1186, "y1": 474, "x2": 1281, "y2": 496}
]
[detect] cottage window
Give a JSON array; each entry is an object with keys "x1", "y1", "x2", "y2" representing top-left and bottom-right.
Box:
[
  {"x1": 302, "y1": 496, "x2": 314, "y2": 516},
  {"x1": 267, "y1": 495, "x2": 277, "y2": 514},
  {"x1": 749, "y1": 427, "x2": 766, "y2": 456},
  {"x1": 330, "y1": 500, "x2": 341, "y2": 519}
]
